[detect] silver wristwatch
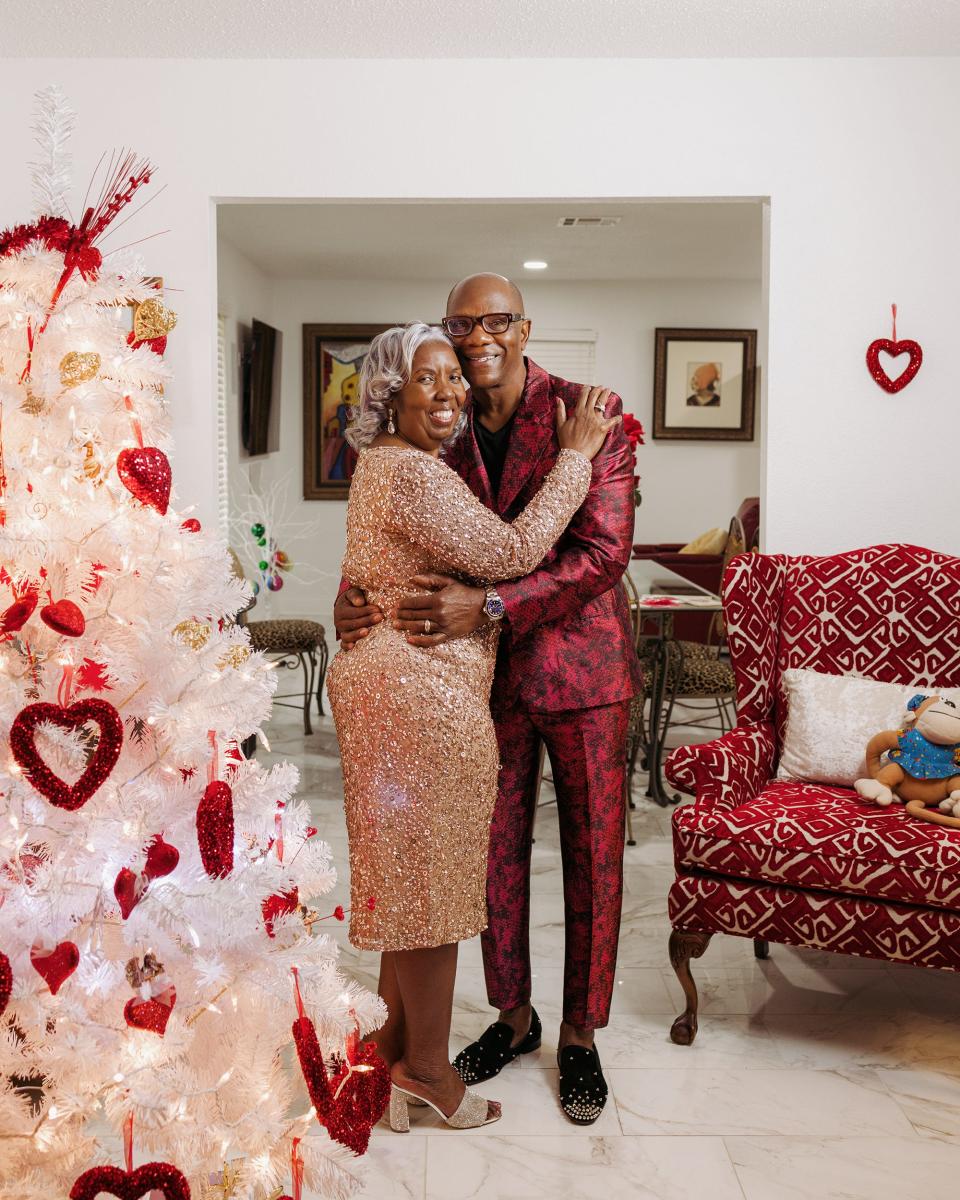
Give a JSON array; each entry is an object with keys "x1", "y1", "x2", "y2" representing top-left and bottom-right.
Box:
[{"x1": 483, "y1": 587, "x2": 505, "y2": 622}]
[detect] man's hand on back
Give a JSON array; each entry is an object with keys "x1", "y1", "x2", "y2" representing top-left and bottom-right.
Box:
[
  {"x1": 334, "y1": 586, "x2": 383, "y2": 649},
  {"x1": 394, "y1": 574, "x2": 487, "y2": 646}
]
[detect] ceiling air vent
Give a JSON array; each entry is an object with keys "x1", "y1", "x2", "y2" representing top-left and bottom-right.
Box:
[{"x1": 558, "y1": 216, "x2": 622, "y2": 228}]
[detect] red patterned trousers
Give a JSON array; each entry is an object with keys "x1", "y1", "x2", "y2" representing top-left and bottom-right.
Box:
[{"x1": 481, "y1": 699, "x2": 630, "y2": 1029}]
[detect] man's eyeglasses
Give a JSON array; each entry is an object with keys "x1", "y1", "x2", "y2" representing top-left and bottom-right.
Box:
[{"x1": 441, "y1": 312, "x2": 526, "y2": 338}]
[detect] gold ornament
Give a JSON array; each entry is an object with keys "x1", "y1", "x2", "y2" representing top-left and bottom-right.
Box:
[
  {"x1": 20, "y1": 389, "x2": 46, "y2": 415},
  {"x1": 217, "y1": 645, "x2": 250, "y2": 670},
  {"x1": 79, "y1": 441, "x2": 103, "y2": 485},
  {"x1": 134, "y1": 297, "x2": 178, "y2": 341},
  {"x1": 60, "y1": 351, "x2": 101, "y2": 388},
  {"x1": 200, "y1": 1161, "x2": 244, "y2": 1200},
  {"x1": 172, "y1": 619, "x2": 211, "y2": 650}
]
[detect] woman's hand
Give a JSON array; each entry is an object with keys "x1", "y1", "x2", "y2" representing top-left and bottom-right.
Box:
[{"x1": 556, "y1": 386, "x2": 621, "y2": 459}]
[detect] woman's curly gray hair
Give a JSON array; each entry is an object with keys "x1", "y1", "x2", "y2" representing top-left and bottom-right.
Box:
[{"x1": 345, "y1": 322, "x2": 466, "y2": 450}]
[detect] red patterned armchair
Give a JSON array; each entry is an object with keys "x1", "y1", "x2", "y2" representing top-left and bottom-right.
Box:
[{"x1": 664, "y1": 543, "x2": 960, "y2": 1045}]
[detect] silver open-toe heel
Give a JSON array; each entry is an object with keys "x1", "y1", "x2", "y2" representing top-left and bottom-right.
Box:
[{"x1": 388, "y1": 1084, "x2": 501, "y2": 1131}]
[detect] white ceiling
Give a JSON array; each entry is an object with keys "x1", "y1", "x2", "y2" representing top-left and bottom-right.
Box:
[
  {"x1": 2, "y1": 0, "x2": 959, "y2": 58},
  {"x1": 217, "y1": 200, "x2": 764, "y2": 283}
]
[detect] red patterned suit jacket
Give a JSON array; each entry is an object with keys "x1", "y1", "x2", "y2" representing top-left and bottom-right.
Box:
[{"x1": 443, "y1": 358, "x2": 642, "y2": 714}]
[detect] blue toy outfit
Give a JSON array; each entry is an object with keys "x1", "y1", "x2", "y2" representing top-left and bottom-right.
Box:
[{"x1": 888, "y1": 727, "x2": 960, "y2": 780}]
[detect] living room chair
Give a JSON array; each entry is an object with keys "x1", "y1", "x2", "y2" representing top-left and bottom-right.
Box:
[
  {"x1": 229, "y1": 550, "x2": 329, "y2": 735},
  {"x1": 663, "y1": 543, "x2": 960, "y2": 1046}
]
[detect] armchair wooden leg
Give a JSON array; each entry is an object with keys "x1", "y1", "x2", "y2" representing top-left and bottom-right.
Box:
[
  {"x1": 668, "y1": 929, "x2": 712, "y2": 1046},
  {"x1": 754, "y1": 938, "x2": 770, "y2": 960}
]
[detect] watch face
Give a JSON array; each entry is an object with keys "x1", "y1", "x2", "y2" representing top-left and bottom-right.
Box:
[{"x1": 485, "y1": 595, "x2": 505, "y2": 620}]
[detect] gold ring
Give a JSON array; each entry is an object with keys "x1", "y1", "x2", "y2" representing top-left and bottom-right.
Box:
[{"x1": 423, "y1": 618, "x2": 431, "y2": 634}]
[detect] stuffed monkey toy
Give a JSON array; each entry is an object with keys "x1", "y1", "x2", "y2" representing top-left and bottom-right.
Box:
[{"x1": 855, "y1": 693, "x2": 960, "y2": 829}]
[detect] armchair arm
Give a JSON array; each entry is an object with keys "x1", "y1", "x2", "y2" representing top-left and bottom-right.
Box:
[{"x1": 665, "y1": 722, "x2": 777, "y2": 813}]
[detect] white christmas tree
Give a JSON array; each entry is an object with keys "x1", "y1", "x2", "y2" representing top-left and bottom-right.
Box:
[{"x1": 0, "y1": 88, "x2": 387, "y2": 1200}]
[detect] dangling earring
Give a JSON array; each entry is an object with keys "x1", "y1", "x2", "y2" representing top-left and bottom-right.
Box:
[{"x1": 387, "y1": 408, "x2": 396, "y2": 435}]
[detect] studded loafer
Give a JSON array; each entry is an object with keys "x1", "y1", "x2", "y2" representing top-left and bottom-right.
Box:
[
  {"x1": 557, "y1": 1043, "x2": 608, "y2": 1125},
  {"x1": 453, "y1": 1007, "x2": 542, "y2": 1084}
]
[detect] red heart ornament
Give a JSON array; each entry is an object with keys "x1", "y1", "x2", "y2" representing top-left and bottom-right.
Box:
[
  {"x1": 180, "y1": 517, "x2": 201, "y2": 533},
  {"x1": 144, "y1": 835, "x2": 179, "y2": 880},
  {"x1": 40, "y1": 598, "x2": 86, "y2": 637},
  {"x1": 293, "y1": 1014, "x2": 389, "y2": 1155},
  {"x1": 262, "y1": 887, "x2": 299, "y2": 938},
  {"x1": 70, "y1": 1162, "x2": 190, "y2": 1200},
  {"x1": 124, "y1": 985, "x2": 176, "y2": 1036},
  {"x1": 325, "y1": 1042, "x2": 392, "y2": 1155},
  {"x1": 31, "y1": 941, "x2": 79, "y2": 994},
  {"x1": 196, "y1": 780, "x2": 234, "y2": 878},
  {"x1": 114, "y1": 867, "x2": 146, "y2": 919},
  {"x1": 117, "y1": 447, "x2": 172, "y2": 515},
  {"x1": 126, "y1": 329, "x2": 167, "y2": 357},
  {"x1": 0, "y1": 950, "x2": 11, "y2": 1017},
  {"x1": 0, "y1": 591, "x2": 38, "y2": 634},
  {"x1": 866, "y1": 338, "x2": 923, "y2": 393},
  {"x1": 10, "y1": 697, "x2": 124, "y2": 810}
]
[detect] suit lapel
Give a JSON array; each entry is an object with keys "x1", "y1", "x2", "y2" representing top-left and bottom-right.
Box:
[
  {"x1": 495, "y1": 358, "x2": 555, "y2": 515},
  {"x1": 445, "y1": 400, "x2": 495, "y2": 510}
]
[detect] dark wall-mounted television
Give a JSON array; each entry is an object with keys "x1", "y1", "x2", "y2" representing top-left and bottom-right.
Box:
[{"x1": 241, "y1": 318, "x2": 279, "y2": 456}]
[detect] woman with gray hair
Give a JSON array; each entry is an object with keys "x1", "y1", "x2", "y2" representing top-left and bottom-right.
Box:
[{"x1": 326, "y1": 322, "x2": 618, "y2": 1131}]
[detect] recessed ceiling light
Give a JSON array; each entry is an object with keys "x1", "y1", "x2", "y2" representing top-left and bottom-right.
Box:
[{"x1": 523, "y1": 260, "x2": 548, "y2": 270}]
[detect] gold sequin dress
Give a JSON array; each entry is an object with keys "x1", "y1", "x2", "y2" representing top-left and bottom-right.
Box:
[{"x1": 327, "y1": 445, "x2": 592, "y2": 951}]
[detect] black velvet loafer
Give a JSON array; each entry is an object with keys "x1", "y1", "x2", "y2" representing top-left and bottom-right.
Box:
[
  {"x1": 453, "y1": 1007, "x2": 542, "y2": 1084},
  {"x1": 557, "y1": 1043, "x2": 608, "y2": 1125}
]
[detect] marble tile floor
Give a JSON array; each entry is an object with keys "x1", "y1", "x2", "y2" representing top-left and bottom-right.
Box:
[{"x1": 261, "y1": 703, "x2": 960, "y2": 1200}]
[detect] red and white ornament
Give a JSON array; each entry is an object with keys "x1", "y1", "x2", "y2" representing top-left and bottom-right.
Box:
[{"x1": 124, "y1": 983, "x2": 176, "y2": 1036}]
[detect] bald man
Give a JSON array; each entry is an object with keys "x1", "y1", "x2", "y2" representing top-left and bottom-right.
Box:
[{"x1": 335, "y1": 274, "x2": 641, "y2": 1124}]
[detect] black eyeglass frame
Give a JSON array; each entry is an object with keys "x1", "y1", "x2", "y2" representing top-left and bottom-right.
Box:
[{"x1": 441, "y1": 312, "x2": 527, "y2": 338}]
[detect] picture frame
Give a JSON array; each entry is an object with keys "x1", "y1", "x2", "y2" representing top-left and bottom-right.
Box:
[
  {"x1": 302, "y1": 323, "x2": 393, "y2": 500},
  {"x1": 652, "y1": 327, "x2": 757, "y2": 441}
]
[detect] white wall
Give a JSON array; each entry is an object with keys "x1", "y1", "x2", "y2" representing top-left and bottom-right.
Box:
[
  {"x1": 2, "y1": 58, "x2": 958, "y2": 567},
  {"x1": 215, "y1": 258, "x2": 761, "y2": 624}
]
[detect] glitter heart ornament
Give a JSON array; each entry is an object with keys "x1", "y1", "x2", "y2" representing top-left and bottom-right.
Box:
[
  {"x1": 866, "y1": 337, "x2": 923, "y2": 393},
  {"x1": 124, "y1": 984, "x2": 176, "y2": 1035},
  {"x1": 60, "y1": 350, "x2": 101, "y2": 388},
  {"x1": 262, "y1": 887, "x2": 299, "y2": 938},
  {"x1": 293, "y1": 1012, "x2": 390, "y2": 1155},
  {"x1": 144, "y1": 835, "x2": 179, "y2": 880},
  {"x1": 117, "y1": 446, "x2": 172, "y2": 515},
  {"x1": 0, "y1": 951, "x2": 11, "y2": 1017},
  {"x1": 196, "y1": 780, "x2": 234, "y2": 877},
  {"x1": 70, "y1": 1162, "x2": 190, "y2": 1200},
  {"x1": 0, "y1": 591, "x2": 37, "y2": 634},
  {"x1": 133, "y1": 296, "x2": 178, "y2": 341},
  {"x1": 31, "y1": 940, "x2": 79, "y2": 994},
  {"x1": 114, "y1": 867, "x2": 146, "y2": 919},
  {"x1": 10, "y1": 697, "x2": 124, "y2": 809},
  {"x1": 40, "y1": 598, "x2": 85, "y2": 637}
]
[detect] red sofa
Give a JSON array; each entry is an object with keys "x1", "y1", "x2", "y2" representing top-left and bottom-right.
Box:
[{"x1": 663, "y1": 543, "x2": 960, "y2": 1045}]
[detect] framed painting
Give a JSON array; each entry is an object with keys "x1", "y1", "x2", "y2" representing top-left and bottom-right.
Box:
[
  {"x1": 302, "y1": 323, "x2": 392, "y2": 500},
  {"x1": 652, "y1": 327, "x2": 757, "y2": 441}
]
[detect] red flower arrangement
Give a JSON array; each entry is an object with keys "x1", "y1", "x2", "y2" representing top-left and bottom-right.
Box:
[{"x1": 621, "y1": 413, "x2": 645, "y2": 507}]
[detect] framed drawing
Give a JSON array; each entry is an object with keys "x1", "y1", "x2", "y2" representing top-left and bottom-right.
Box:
[
  {"x1": 302, "y1": 323, "x2": 392, "y2": 500},
  {"x1": 652, "y1": 327, "x2": 757, "y2": 441}
]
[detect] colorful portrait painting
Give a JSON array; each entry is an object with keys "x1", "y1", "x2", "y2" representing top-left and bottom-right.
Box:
[{"x1": 302, "y1": 323, "x2": 392, "y2": 499}]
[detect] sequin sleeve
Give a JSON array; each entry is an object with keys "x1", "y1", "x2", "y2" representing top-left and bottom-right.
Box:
[{"x1": 386, "y1": 449, "x2": 592, "y2": 583}]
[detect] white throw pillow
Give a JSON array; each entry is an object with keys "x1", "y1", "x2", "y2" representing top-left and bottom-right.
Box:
[{"x1": 777, "y1": 668, "x2": 936, "y2": 787}]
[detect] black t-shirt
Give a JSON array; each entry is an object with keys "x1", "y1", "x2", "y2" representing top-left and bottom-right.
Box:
[{"x1": 474, "y1": 413, "x2": 516, "y2": 501}]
